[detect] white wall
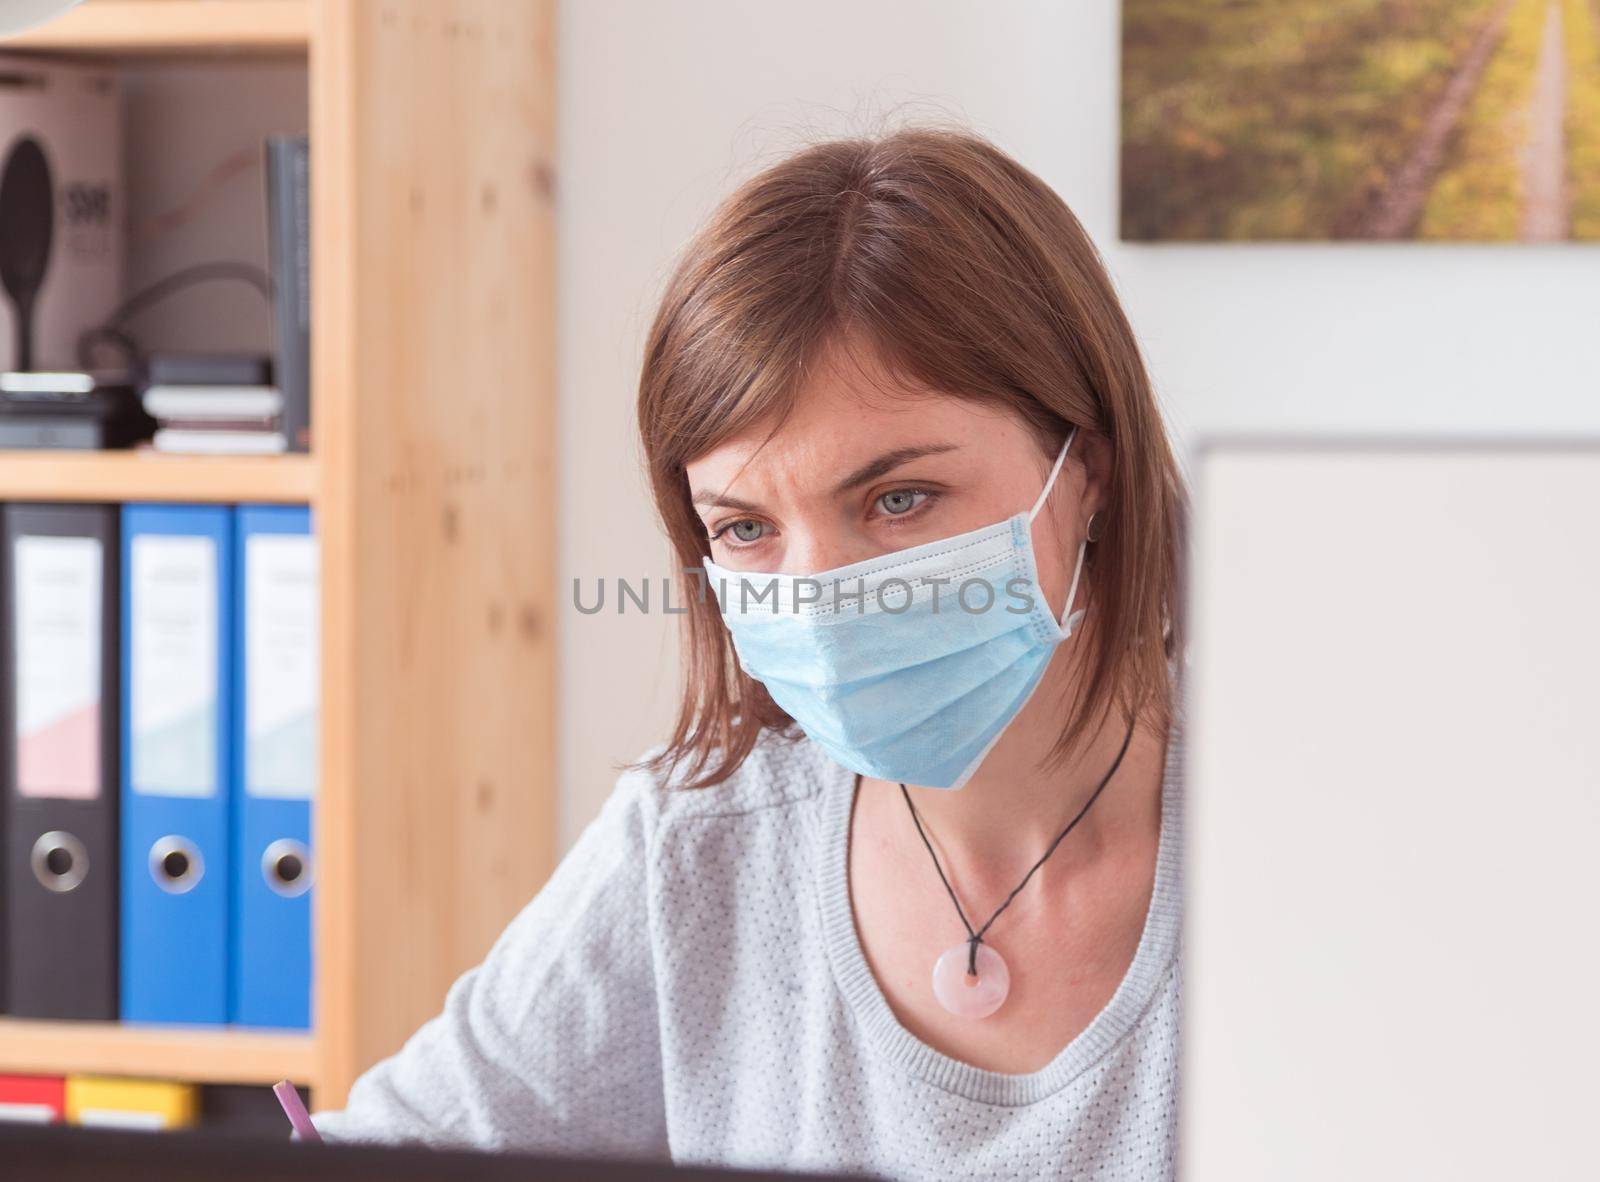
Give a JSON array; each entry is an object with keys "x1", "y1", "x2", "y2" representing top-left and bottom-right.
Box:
[
  {"x1": 557, "y1": 0, "x2": 1600, "y2": 847},
  {"x1": 122, "y1": 61, "x2": 308, "y2": 354}
]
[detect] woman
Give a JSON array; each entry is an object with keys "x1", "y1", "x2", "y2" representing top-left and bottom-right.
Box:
[{"x1": 313, "y1": 126, "x2": 1189, "y2": 1181}]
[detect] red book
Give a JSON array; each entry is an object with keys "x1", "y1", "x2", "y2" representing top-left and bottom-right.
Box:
[{"x1": 0, "y1": 1075, "x2": 66, "y2": 1123}]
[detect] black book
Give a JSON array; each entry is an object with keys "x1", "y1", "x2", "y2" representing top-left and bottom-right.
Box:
[
  {"x1": 146, "y1": 352, "x2": 272, "y2": 388},
  {"x1": 0, "y1": 417, "x2": 104, "y2": 449},
  {"x1": 265, "y1": 135, "x2": 310, "y2": 453},
  {"x1": 0, "y1": 378, "x2": 155, "y2": 449}
]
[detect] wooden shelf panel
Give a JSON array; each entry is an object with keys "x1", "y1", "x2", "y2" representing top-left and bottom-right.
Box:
[
  {"x1": 0, "y1": 451, "x2": 314, "y2": 503},
  {"x1": 0, "y1": 0, "x2": 309, "y2": 55},
  {"x1": 0, "y1": 1018, "x2": 316, "y2": 1085}
]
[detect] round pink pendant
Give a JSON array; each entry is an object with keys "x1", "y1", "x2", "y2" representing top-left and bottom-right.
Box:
[{"x1": 931, "y1": 941, "x2": 1010, "y2": 1019}]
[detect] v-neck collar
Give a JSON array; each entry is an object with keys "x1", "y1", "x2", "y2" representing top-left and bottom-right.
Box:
[{"x1": 812, "y1": 705, "x2": 1185, "y2": 1105}]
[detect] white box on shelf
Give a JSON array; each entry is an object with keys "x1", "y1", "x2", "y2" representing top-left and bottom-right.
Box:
[{"x1": 0, "y1": 54, "x2": 121, "y2": 373}]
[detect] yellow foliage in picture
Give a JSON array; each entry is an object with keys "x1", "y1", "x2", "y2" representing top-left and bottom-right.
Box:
[{"x1": 1121, "y1": 0, "x2": 1600, "y2": 241}]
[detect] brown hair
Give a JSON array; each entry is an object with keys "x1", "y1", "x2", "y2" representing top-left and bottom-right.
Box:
[{"x1": 636, "y1": 126, "x2": 1188, "y2": 788}]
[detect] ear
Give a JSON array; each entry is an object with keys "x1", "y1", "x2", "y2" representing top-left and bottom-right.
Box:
[{"x1": 1076, "y1": 428, "x2": 1113, "y2": 519}]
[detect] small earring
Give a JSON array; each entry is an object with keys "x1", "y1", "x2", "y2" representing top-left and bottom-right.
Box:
[{"x1": 1085, "y1": 511, "x2": 1105, "y2": 543}]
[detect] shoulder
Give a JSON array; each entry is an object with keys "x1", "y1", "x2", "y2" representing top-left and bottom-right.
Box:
[{"x1": 609, "y1": 727, "x2": 842, "y2": 837}]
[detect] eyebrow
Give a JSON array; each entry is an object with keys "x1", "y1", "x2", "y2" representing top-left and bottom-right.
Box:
[
  {"x1": 690, "y1": 442, "x2": 961, "y2": 515},
  {"x1": 690, "y1": 489, "x2": 763, "y2": 513},
  {"x1": 831, "y1": 443, "x2": 960, "y2": 495}
]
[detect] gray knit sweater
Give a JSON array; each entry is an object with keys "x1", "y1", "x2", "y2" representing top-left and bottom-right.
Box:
[{"x1": 311, "y1": 715, "x2": 1185, "y2": 1180}]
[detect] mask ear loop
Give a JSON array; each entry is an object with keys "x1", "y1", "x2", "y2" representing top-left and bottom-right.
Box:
[
  {"x1": 1058, "y1": 536, "x2": 1088, "y2": 635},
  {"x1": 1028, "y1": 424, "x2": 1077, "y2": 521},
  {"x1": 1026, "y1": 425, "x2": 1088, "y2": 636}
]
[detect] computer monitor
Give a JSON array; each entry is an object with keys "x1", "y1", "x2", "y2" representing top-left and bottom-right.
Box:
[
  {"x1": 0, "y1": 1121, "x2": 862, "y2": 1180},
  {"x1": 1182, "y1": 438, "x2": 1600, "y2": 1180}
]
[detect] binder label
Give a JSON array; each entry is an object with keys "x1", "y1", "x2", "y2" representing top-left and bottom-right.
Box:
[
  {"x1": 245, "y1": 533, "x2": 318, "y2": 799},
  {"x1": 130, "y1": 535, "x2": 218, "y2": 797},
  {"x1": 0, "y1": 1102, "x2": 57, "y2": 1123},
  {"x1": 74, "y1": 1107, "x2": 169, "y2": 1130},
  {"x1": 13, "y1": 535, "x2": 102, "y2": 799}
]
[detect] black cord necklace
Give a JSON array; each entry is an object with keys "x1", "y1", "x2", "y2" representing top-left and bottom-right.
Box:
[{"x1": 899, "y1": 715, "x2": 1137, "y2": 1020}]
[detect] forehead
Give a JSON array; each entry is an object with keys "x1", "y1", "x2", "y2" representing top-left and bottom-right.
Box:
[{"x1": 684, "y1": 341, "x2": 1027, "y2": 490}]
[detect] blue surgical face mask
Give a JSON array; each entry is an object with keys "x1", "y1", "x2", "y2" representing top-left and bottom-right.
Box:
[{"x1": 703, "y1": 425, "x2": 1087, "y2": 790}]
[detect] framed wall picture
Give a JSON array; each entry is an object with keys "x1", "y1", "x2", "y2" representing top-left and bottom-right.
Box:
[{"x1": 1121, "y1": 0, "x2": 1600, "y2": 241}]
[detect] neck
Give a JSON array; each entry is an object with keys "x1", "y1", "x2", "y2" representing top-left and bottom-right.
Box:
[{"x1": 861, "y1": 633, "x2": 1166, "y2": 883}]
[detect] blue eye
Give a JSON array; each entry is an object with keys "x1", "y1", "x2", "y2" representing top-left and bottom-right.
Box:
[
  {"x1": 714, "y1": 519, "x2": 768, "y2": 545},
  {"x1": 877, "y1": 489, "x2": 928, "y2": 516}
]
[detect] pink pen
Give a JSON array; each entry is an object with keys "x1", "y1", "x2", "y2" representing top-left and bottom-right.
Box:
[{"x1": 273, "y1": 1079, "x2": 323, "y2": 1143}]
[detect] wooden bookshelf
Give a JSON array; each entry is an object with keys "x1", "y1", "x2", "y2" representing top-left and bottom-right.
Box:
[
  {"x1": 0, "y1": 0, "x2": 558, "y2": 1109},
  {"x1": 0, "y1": 451, "x2": 315, "y2": 503},
  {"x1": 0, "y1": 1, "x2": 309, "y2": 54},
  {"x1": 0, "y1": 1017, "x2": 316, "y2": 1085}
]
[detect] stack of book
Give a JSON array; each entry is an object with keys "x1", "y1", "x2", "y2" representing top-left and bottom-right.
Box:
[{"x1": 141, "y1": 353, "x2": 286, "y2": 454}]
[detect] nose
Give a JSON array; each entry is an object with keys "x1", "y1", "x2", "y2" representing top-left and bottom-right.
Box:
[{"x1": 779, "y1": 530, "x2": 869, "y2": 577}]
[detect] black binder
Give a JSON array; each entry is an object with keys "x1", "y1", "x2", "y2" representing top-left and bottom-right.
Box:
[
  {"x1": 0, "y1": 503, "x2": 119, "y2": 1018},
  {"x1": 265, "y1": 135, "x2": 310, "y2": 453}
]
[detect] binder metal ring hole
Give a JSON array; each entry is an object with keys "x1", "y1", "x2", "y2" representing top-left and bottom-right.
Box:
[
  {"x1": 31, "y1": 830, "x2": 88, "y2": 893},
  {"x1": 262, "y1": 838, "x2": 312, "y2": 898},
  {"x1": 149, "y1": 835, "x2": 203, "y2": 895}
]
